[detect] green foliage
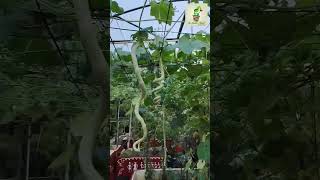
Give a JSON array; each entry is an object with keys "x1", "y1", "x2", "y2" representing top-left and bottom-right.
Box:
[
  {"x1": 212, "y1": 1, "x2": 320, "y2": 178},
  {"x1": 150, "y1": 0, "x2": 174, "y2": 25},
  {"x1": 132, "y1": 27, "x2": 153, "y2": 43},
  {"x1": 168, "y1": 34, "x2": 209, "y2": 54},
  {"x1": 110, "y1": 0, "x2": 124, "y2": 13}
]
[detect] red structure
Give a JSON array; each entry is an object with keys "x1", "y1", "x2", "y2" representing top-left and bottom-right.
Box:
[
  {"x1": 110, "y1": 149, "x2": 163, "y2": 180},
  {"x1": 109, "y1": 139, "x2": 167, "y2": 180},
  {"x1": 109, "y1": 138, "x2": 186, "y2": 180},
  {"x1": 115, "y1": 157, "x2": 163, "y2": 178}
]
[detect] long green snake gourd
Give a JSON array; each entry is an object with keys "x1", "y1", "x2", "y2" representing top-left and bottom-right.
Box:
[
  {"x1": 131, "y1": 41, "x2": 166, "y2": 161},
  {"x1": 152, "y1": 55, "x2": 165, "y2": 105},
  {"x1": 131, "y1": 42, "x2": 148, "y2": 152},
  {"x1": 152, "y1": 53, "x2": 166, "y2": 166}
]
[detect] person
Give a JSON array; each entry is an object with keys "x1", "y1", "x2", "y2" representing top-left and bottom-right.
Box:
[
  {"x1": 191, "y1": 130, "x2": 200, "y2": 163},
  {"x1": 183, "y1": 130, "x2": 200, "y2": 165},
  {"x1": 167, "y1": 140, "x2": 186, "y2": 168},
  {"x1": 109, "y1": 138, "x2": 132, "y2": 180},
  {"x1": 118, "y1": 126, "x2": 130, "y2": 146}
]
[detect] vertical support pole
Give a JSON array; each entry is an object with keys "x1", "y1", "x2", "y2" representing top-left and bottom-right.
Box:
[
  {"x1": 25, "y1": 123, "x2": 31, "y2": 180},
  {"x1": 162, "y1": 108, "x2": 167, "y2": 168},
  {"x1": 65, "y1": 119, "x2": 71, "y2": 180},
  {"x1": 116, "y1": 100, "x2": 121, "y2": 145},
  {"x1": 128, "y1": 104, "x2": 133, "y2": 148}
]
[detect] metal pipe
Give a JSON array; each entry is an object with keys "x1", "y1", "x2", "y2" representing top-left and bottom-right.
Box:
[
  {"x1": 115, "y1": 100, "x2": 121, "y2": 145},
  {"x1": 128, "y1": 104, "x2": 133, "y2": 148},
  {"x1": 25, "y1": 123, "x2": 31, "y2": 180}
]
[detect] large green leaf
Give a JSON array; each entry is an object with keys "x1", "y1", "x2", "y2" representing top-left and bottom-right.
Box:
[
  {"x1": 173, "y1": 35, "x2": 209, "y2": 54},
  {"x1": 150, "y1": 0, "x2": 174, "y2": 25},
  {"x1": 111, "y1": 1, "x2": 124, "y2": 14}
]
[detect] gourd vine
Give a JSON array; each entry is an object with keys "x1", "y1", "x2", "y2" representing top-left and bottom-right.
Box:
[
  {"x1": 151, "y1": 54, "x2": 167, "y2": 167},
  {"x1": 131, "y1": 42, "x2": 148, "y2": 152}
]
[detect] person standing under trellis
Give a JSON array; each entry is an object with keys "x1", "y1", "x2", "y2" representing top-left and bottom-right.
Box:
[{"x1": 184, "y1": 130, "x2": 201, "y2": 165}]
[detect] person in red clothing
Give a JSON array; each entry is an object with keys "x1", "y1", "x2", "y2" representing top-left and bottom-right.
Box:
[
  {"x1": 109, "y1": 139, "x2": 133, "y2": 180},
  {"x1": 166, "y1": 138, "x2": 186, "y2": 168}
]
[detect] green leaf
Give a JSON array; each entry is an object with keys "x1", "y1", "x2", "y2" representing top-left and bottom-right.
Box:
[
  {"x1": 144, "y1": 96, "x2": 153, "y2": 106},
  {"x1": 194, "y1": 31, "x2": 210, "y2": 44},
  {"x1": 174, "y1": 35, "x2": 209, "y2": 54},
  {"x1": 185, "y1": 158, "x2": 193, "y2": 170},
  {"x1": 111, "y1": 1, "x2": 124, "y2": 14},
  {"x1": 150, "y1": 0, "x2": 174, "y2": 25},
  {"x1": 132, "y1": 27, "x2": 153, "y2": 42},
  {"x1": 196, "y1": 160, "x2": 206, "y2": 169}
]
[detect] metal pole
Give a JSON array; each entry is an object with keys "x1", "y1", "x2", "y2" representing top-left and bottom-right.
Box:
[
  {"x1": 65, "y1": 119, "x2": 71, "y2": 180},
  {"x1": 115, "y1": 100, "x2": 120, "y2": 145},
  {"x1": 162, "y1": 107, "x2": 167, "y2": 168},
  {"x1": 25, "y1": 123, "x2": 31, "y2": 180},
  {"x1": 128, "y1": 104, "x2": 133, "y2": 148}
]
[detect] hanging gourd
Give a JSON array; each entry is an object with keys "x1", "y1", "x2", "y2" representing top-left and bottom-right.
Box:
[{"x1": 130, "y1": 42, "x2": 148, "y2": 152}]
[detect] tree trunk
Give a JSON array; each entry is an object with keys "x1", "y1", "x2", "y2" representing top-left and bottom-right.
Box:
[{"x1": 72, "y1": 0, "x2": 109, "y2": 180}]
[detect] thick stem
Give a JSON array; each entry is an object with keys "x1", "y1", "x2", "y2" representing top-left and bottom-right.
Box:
[
  {"x1": 73, "y1": 0, "x2": 108, "y2": 179},
  {"x1": 131, "y1": 42, "x2": 148, "y2": 152}
]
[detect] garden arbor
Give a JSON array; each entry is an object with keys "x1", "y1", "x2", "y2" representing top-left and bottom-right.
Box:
[{"x1": 110, "y1": 0, "x2": 210, "y2": 179}]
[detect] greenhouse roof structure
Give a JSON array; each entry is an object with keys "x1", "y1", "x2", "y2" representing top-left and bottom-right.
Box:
[{"x1": 110, "y1": 0, "x2": 210, "y2": 51}]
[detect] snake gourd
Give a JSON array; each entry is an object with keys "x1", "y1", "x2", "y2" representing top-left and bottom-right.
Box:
[
  {"x1": 131, "y1": 42, "x2": 148, "y2": 152},
  {"x1": 151, "y1": 54, "x2": 166, "y2": 167}
]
